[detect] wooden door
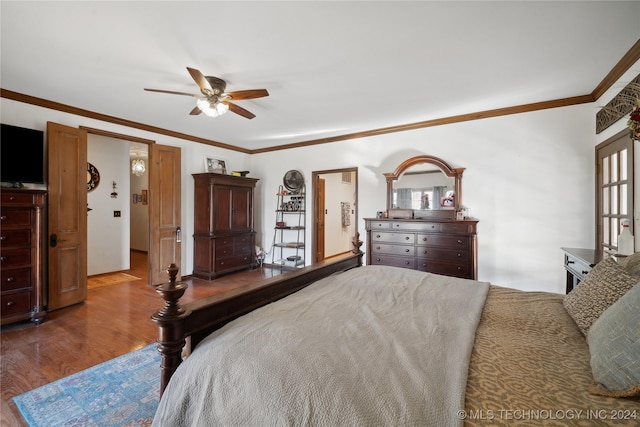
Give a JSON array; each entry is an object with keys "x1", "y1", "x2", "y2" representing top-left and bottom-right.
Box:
[
  {"x1": 47, "y1": 122, "x2": 87, "y2": 310},
  {"x1": 149, "y1": 144, "x2": 181, "y2": 285},
  {"x1": 315, "y1": 177, "x2": 326, "y2": 262}
]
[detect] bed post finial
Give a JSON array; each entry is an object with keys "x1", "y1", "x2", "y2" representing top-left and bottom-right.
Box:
[{"x1": 151, "y1": 263, "x2": 191, "y2": 397}]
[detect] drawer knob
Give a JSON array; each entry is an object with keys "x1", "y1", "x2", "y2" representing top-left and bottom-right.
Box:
[
  {"x1": 405, "y1": 236, "x2": 410, "y2": 240},
  {"x1": 375, "y1": 258, "x2": 381, "y2": 262},
  {"x1": 376, "y1": 234, "x2": 381, "y2": 238},
  {"x1": 405, "y1": 261, "x2": 411, "y2": 265},
  {"x1": 6, "y1": 300, "x2": 14, "y2": 307},
  {"x1": 6, "y1": 277, "x2": 14, "y2": 282},
  {"x1": 0, "y1": 216, "x2": 6, "y2": 221},
  {"x1": 0, "y1": 236, "x2": 5, "y2": 241},
  {"x1": 405, "y1": 249, "x2": 410, "y2": 253},
  {"x1": 422, "y1": 237, "x2": 427, "y2": 242},
  {"x1": 0, "y1": 256, "x2": 6, "y2": 262},
  {"x1": 457, "y1": 253, "x2": 462, "y2": 257},
  {"x1": 567, "y1": 260, "x2": 575, "y2": 264},
  {"x1": 457, "y1": 239, "x2": 463, "y2": 244},
  {"x1": 582, "y1": 270, "x2": 589, "y2": 275},
  {"x1": 375, "y1": 246, "x2": 380, "y2": 250}
]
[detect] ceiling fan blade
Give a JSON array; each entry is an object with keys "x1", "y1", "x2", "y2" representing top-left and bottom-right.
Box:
[
  {"x1": 226, "y1": 102, "x2": 256, "y2": 119},
  {"x1": 227, "y1": 89, "x2": 269, "y2": 100},
  {"x1": 187, "y1": 67, "x2": 213, "y2": 93},
  {"x1": 144, "y1": 88, "x2": 200, "y2": 97},
  {"x1": 189, "y1": 106, "x2": 202, "y2": 115}
]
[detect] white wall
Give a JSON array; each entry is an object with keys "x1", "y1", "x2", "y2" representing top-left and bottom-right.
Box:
[
  {"x1": 4, "y1": 54, "x2": 638, "y2": 291},
  {"x1": 249, "y1": 104, "x2": 594, "y2": 293}
]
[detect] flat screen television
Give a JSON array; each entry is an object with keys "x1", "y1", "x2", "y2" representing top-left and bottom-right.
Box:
[{"x1": 0, "y1": 123, "x2": 45, "y2": 185}]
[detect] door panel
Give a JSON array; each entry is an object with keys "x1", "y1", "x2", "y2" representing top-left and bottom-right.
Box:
[
  {"x1": 213, "y1": 186, "x2": 231, "y2": 232},
  {"x1": 47, "y1": 122, "x2": 87, "y2": 310},
  {"x1": 231, "y1": 187, "x2": 252, "y2": 230},
  {"x1": 149, "y1": 144, "x2": 181, "y2": 284}
]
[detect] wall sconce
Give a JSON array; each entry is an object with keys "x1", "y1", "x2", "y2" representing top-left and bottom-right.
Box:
[
  {"x1": 110, "y1": 181, "x2": 118, "y2": 198},
  {"x1": 131, "y1": 159, "x2": 146, "y2": 176}
]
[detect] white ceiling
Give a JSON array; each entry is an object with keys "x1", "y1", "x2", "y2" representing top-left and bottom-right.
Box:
[{"x1": 2, "y1": 1, "x2": 639, "y2": 152}]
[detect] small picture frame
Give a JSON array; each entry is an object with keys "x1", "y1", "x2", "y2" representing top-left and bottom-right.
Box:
[
  {"x1": 205, "y1": 157, "x2": 227, "y2": 174},
  {"x1": 141, "y1": 190, "x2": 148, "y2": 205}
]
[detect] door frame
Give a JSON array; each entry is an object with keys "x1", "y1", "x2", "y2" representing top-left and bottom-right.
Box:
[{"x1": 311, "y1": 167, "x2": 358, "y2": 263}]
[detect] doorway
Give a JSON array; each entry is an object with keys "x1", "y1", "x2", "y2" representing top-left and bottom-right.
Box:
[
  {"x1": 86, "y1": 134, "x2": 150, "y2": 277},
  {"x1": 312, "y1": 168, "x2": 358, "y2": 262}
]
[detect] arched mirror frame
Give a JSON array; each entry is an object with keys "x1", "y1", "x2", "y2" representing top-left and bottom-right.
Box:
[{"x1": 384, "y1": 155, "x2": 464, "y2": 219}]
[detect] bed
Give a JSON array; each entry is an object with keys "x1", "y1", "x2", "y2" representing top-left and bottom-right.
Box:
[{"x1": 151, "y1": 249, "x2": 639, "y2": 426}]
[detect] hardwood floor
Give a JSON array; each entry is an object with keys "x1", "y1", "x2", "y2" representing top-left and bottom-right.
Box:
[{"x1": 0, "y1": 251, "x2": 286, "y2": 426}]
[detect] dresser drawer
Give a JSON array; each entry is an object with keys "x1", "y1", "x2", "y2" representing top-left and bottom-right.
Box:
[
  {"x1": 416, "y1": 247, "x2": 469, "y2": 262},
  {"x1": 370, "y1": 242, "x2": 415, "y2": 257},
  {"x1": 564, "y1": 253, "x2": 591, "y2": 281},
  {"x1": 367, "y1": 221, "x2": 391, "y2": 230},
  {"x1": 370, "y1": 253, "x2": 415, "y2": 269},
  {"x1": 1, "y1": 192, "x2": 39, "y2": 205},
  {"x1": 1, "y1": 290, "x2": 32, "y2": 316},
  {"x1": 215, "y1": 255, "x2": 252, "y2": 272},
  {"x1": 1, "y1": 267, "x2": 31, "y2": 292},
  {"x1": 391, "y1": 222, "x2": 441, "y2": 232},
  {"x1": 416, "y1": 260, "x2": 471, "y2": 278},
  {"x1": 215, "y1": 237, "x2": 235, "y2": 249},
  {"x1": 0, "y1": 248, "x2": 31, "y2": 268},
  {"x1": 416, "y1": 234, "x2": 469, "y2": 248},
  {"x1": 0, "y1": 209, "x2": 32, "y2": 227},
  {"x1": 0, "y1": 229, "x2": 31, "y2": 248},
  {"x1": 371, "y1": 232, "x2": 415, "y2": 244}
]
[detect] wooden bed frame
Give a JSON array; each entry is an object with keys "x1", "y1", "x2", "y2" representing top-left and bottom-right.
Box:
[{"x1": 152, "y1": 245, "x2": 364, "y2": 396}]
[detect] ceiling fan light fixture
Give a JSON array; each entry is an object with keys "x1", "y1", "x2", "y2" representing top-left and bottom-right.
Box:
[{"x1": 196, "y1": 98, "x2": 229, "y2": 117}]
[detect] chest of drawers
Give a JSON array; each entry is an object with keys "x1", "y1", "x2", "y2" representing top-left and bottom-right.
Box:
[
  {"x1": 1, "y1": 189, "x2": 47, "y2": 325},
  {"x1": 365, "y1": 218, "x2": 478, "y2": 280}
]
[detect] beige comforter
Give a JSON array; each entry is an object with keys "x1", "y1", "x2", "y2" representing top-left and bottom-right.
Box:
[
  {"x1": 465, "y1": 286, "x2": 640, "y2": 426},
  {"x1": 153, "y1": 266, "x2": 490, "y2": 426}
]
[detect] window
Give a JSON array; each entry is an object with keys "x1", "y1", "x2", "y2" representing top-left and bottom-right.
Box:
[{"x1": 596, "y1": 133, "x2": 633, "y2": 253}]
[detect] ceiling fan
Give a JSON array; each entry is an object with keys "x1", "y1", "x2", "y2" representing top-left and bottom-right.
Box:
[{"x1": 144, "y1": 67, "x2": 269, "y2": 119}]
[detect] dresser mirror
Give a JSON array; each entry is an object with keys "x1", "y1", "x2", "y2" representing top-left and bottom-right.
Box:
[{"x1": 384, "y1": 155, "x2": 464, "y2": 219}]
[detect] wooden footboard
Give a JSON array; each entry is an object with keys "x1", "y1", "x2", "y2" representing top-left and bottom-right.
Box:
[{"x1": 152, "y1": 249, "x2": 363, "y2": 396}]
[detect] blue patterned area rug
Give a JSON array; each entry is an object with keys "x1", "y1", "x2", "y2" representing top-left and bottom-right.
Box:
[{"x1": 13, "y1": 344, "x2": 160, "y2": 427}]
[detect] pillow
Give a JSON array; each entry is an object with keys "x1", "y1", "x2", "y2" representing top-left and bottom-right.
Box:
[
  {"x1": 618, "y1": 252, "x2": 640, "y2": 278},
  {"x1": 563, "y1": 257, "x2": 637, "y2": 335},
  {"x1": 587, "y1": 282, "x2": 640, "y2": 397}
]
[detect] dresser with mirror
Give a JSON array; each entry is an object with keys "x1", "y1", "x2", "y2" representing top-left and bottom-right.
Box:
[{"x1": 365, "y1": 155, "x2": 478, "y2": 279}]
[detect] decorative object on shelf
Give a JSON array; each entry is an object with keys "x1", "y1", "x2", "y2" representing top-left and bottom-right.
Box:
[
  {"x1": 131, "y1": 159, "x2": 146, "y2": 176},
  {"x1": 110, "y1": 181, "x2": 118, "y2": 198},
  {"x1": 283, "y1": 170, "x2": 304, "y2": 192},
  {"x1": 231, "y1": 170, "x2": 250, "y2": 177},
  {"x1": 87, "y1": 163, "x2": 100, "y2": 192},
  {"x1": 205, "y1": 157, "x2": 226, "y2": 174},
  {"x1": 617, "y1": 219, "x2": 634, "y2": 255},
  {"x1": 628, "y1": 98, "x2": 640, "y2": 140}
]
